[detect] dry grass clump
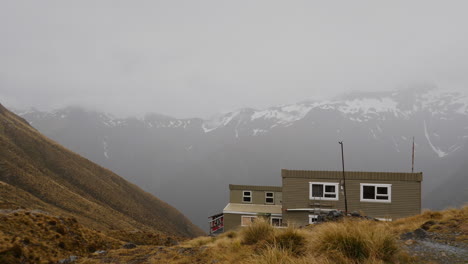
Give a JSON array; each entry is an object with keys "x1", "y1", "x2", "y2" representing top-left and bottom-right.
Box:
[
  {"x1": 273, "y1": 227, "x2": 307, "y2": 256},
  {"x1": 183, "y1": 236, "x2": 215, "y2": 247},
  {"x1": 241, "y1": 217, "x2": 275, "y2": 245},
  {"x1": 309, "y1": 220, "x2": 399, "y2": 262},
  {"x1": 243, "y1": 246, "x2": 329, "y2": 264},
  {"x1": 392, "y1": 204, "x2": 468, "y2": 239},
  {"x1": 0, "y1": 210, "x2": 121, "y2": 263}
]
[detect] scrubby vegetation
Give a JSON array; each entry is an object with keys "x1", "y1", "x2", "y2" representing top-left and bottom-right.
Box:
[
  {"x1": 0, "y1": 103, "x2": 203, "y2": 238},
  {"x1": 0, "y1": 210, "x2": 121, "y2": 264},
  {"x1": 78, "y1": 205, "x2": 467, "y2": 263}
]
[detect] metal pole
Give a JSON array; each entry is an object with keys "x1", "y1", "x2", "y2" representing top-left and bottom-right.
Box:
[
  {"x1": 339, "y1": 142, "x2": 348, "y2": 215},
  {"x1": 412, "y1": 137, "x2": 415, "y2": 173}
]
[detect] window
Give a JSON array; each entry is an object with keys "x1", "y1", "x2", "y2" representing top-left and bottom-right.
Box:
[
  {"x1": 241, "y1": 215, "x2": 257, "y2": 226},
  {"x1": 360, "y1": 183, "x2": 391, "y2": 203},
  {"x1": 265, "y1": 192, "x2": 274, "y2": 204},
  {"x1": 271, "y1": 217, "x2": 282, "y2": 227},
  {"x1": 308, "y1": 215, "x2": 318, "y2": 224},
  {"x1": 309, "y1": 182, "x2": 339, "y2": 201},
  {"x1": 243, "y1": 191, "x2": 252, "y2": 203}
]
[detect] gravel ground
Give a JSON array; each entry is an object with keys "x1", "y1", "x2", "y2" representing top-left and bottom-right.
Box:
[{"x1": 401, "y1": 228, "x2": 468, "y2": 264}]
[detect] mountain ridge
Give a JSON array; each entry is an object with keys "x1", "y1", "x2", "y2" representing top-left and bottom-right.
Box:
[
  {"x1": 12, "y1": 87, "x2": 468, "y2": 229},
  {"x1": 0, "y1": 103, "x2": 204, "y2": 237}
]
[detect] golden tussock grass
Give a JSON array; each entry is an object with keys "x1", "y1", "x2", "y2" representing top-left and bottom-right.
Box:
[{"x1": 76, "y1": 206, "x2": 467, "y2": 263}]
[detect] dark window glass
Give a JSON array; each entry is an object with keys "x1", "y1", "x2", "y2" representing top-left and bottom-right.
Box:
[
  {"x1": 266, "y1": 192, "x2": 274, "y2": 197},
  {"x1": 377, "y1": 187, "x2": 388, "y2": 194},
  {"x1": 243, "y1": 191, "x2": 251, "y2": 196},
  {"x1": 312, "y1": 184, "x2": 323, "y2": 197},
  {"x1": 325, "y1": 185, "x2": 335, "y2": 192},
  {"x1": 272, "y1": 218, "x2": 282, "y2": 226},
  {"x1": 324, "y1": 194, "x2": 336, "y2": 198},
  {"x1": 243, "y1": 197, "x2": 251, "y2": 202},
  {"x1": 266, "y1": 197, "x2": 274, "y2": 203},
  {"x1": 376, "y1": 196, "x2": 388, "y2": 200},
  {"x1": 363, "y1": 186, "x2": 375, "y2": 199}
]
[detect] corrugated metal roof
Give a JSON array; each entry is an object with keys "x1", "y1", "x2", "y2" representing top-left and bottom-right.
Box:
[
  {"x1": 281, "y1": 169, "x2": 422, "y2": 182},
  {"x1": 229, "y1": 184, "x2": 282, "y2": 192},
  {"x1": 223, "y1": 203, "x2": 282, "y2": 214}
]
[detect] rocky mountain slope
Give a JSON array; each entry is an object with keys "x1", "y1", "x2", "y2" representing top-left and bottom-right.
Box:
[
  {"x1": 16, "y1": 87, "x2": 468, "y2": 229},
  {"x1": 0, "y1": 103, "x2": 204, "y2": 238}
]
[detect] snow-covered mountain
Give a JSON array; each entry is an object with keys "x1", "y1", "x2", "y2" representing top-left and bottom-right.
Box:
[{"x1": 15, "y1": 87, "x2": 468, "y2": 229}]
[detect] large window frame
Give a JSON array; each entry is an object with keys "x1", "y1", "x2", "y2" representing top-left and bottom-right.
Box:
[
  {"x1": 265, "y1": 192, "x2": 274, "y2": 204},
  {"x1": 360, "y1": 183, "x2": 392, "y2": 203},
  {"x1": 270, "y1": 216, "x2": 283, "y2": 227},
  {"x1": 309, "y1": 182, "x2": 339, "y2": 201},
  {"x1": 242, "y1": 190, "x2": 252, "y2": 203}
]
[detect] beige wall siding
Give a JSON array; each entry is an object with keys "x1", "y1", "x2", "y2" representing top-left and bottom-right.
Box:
[
  {"x1": 223, "y1": 213, "x2": 242, "y2": 232},
  {"x1": 283, "y1": 211, "x2": 309, "y2": 227},
  {"x1": 282, "y1": 176, "x2": 421, "y2": 223},
  {"x1": 230, "y1": 189, "x2": 283, "y2": 205}
]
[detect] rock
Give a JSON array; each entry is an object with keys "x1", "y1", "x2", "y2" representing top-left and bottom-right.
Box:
[
  {"x1": 413, "y1": 228, "x2": 428, "y2": 239},
  {"x1": 351, "y1": 211, "x2": 361, "y2": 217},
  {"x1": 123, "y1": 243, "x2": 137, "y2": 249},
  {"x1": 94, "y1": 250, "x2": 106, "y2": 254},
  {"x1": 165, "y1": 237, "x2": 179, "y2": 246},
  {"x1": 400, "y1": 232, "x2": 413, "y2": 240},
  {"x1": 327, "y1": 210, "x2": 343, "y2": 218},
  {"x1": 58, "y1": 255, "x2": 78, "y2": 264},
  {"x1": 441, "y1": 252, "x2": 447, "y2": 257},
  {"x1": 421, "y1": 220, "x2": 436, "y2": 230},
  {"x1": 404, "y1": 239, "x2": 415, "y2": 245}
]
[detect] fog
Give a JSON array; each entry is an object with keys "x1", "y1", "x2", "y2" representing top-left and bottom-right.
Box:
[{"x1": 1, "y1": 1, "x2": 468, "y2": 118}]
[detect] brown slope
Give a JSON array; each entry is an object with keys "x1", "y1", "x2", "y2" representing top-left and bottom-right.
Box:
[{"x1": 0, "y1": 103, "x2": 204, "y2": 237}]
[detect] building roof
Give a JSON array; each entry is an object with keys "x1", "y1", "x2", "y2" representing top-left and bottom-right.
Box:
[
  {"x1": 223, "y1": 203, "x2": 282, "y2": 214},
  {"x1": 282, "y1": 169, "x2": 422, "y2": 182},
  {"x1": 229, "y1": 184, "x2": 282, "y2": 192}
]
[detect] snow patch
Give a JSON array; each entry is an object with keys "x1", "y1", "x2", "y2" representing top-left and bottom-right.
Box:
[
  {"x1": 102, "y1": 139, "x2": 110, "y2": 159},
  {"x1": 252, "y1": 129, "x2": 268, "y2": 136},
  {"x1": 250, "y1": 103, "x2": 313, "y2": 124},
  {"x1": 423, "y1": 121, "x2": 448, "y2": 158},
  {"x1": 202, "y1": 111, "x2": 239, "y2": 133},
  {"x1": 338, "y1": 98, "x2": 399, "y2": 116}
]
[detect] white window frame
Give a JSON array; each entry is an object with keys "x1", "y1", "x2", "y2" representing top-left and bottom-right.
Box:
[
  {"x1": 360, "y1": 183, "x2": 392, "y2": 203},
  {"x1": 242, "y1": 190, "x2": 252, "y2": 203},
  {"x1": 265, "y1": 192, "x2": 274, "y2": 204},
  {"x1": 308, "y1": 214, "x2": 318, "y2": 224},
  {"x1": 375, "y1": 218, "x2": 393, "y2": 222},
  {"x1": 309, "y1": 182, "x2": 339, "y2": 201},
  {"x1": 241, "y1": 215, "x2": 257, "y2": 226},
  {"x1": 270, "y1": 216, "x2": 283, "y2": 227}
]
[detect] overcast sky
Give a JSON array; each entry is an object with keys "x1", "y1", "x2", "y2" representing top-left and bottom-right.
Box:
[{"x1": 1, "y1": 1, "x2": 468, "y2": 118}]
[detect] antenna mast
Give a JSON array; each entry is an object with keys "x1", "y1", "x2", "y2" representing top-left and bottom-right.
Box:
[
  {"x1": 412, "y1": 137, "x2": 415, "y2": 173},
  {"x1": 339, "y1": 141, "x2": 348, "y2": 214}
]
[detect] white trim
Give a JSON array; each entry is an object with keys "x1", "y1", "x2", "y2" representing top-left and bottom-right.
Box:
[
  {"x1": 265, "y1": 191, "x2": 275, "y2": 204},
  {"x1": 360, "y1": 183, "x2": 392, "y2": 203},
  {"x1": 286, "y1": 208, "x2": 336, "y2": 212},
  {"x1": 223, "y1": 210, "x2": 282, "y2": 216},
  {"x1": 241, "y1": 215, "x2": 257, "y2": 226},
  {"x1": 242, "y1": 190, "x2": 252, "y2": 203},
  {"x1": 376, "y1": 218, "x2": 393, "y2": 222},
  {"x1": 309, "y1": 182, "x2": 339, "y2": 201}
]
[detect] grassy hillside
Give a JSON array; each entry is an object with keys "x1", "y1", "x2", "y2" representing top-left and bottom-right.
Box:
[
  {"x1": 79, "y1": 206, "x2": 467, "y2": 264},
  {"x1": 0, "y1": 103, "x2": 203, "y2": 238}
]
